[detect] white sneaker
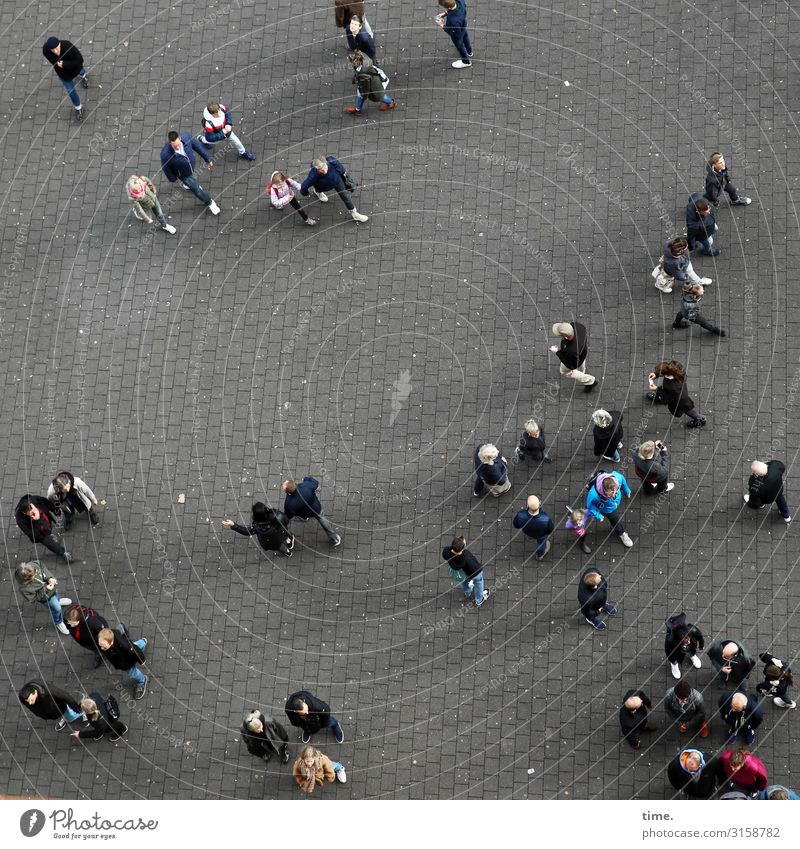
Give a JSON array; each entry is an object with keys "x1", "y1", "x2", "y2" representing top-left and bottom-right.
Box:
[
  {"x1": 351, "y1": 210, "x2": 369, "y2": 222},
  {"x1": 690, "y1": 654, "x2": 702, "y2": 669},
  {"x1": 700, "y1": 277, "x2": 713, "y2": 286},
  {"x1": 314, "y1": 190, "x2": 329, "y2": 203},
  {"x1": 743, "y1": 493, "x2": 750, "y2": 503},
  {"x1": 670, "y1": 662, "x2": 681, "y2": 679},
  {"x1": 56, "y1": 622, "x2": 69, "y2": 635},
  {"x1": 59, "y1": 598, "x2": 72, "y2": 606},
  {"x1": 620, "y1": 532, "x2": 634, "y2": 548},
  {"x1": 774, "y1": 697, "x2": 797, "y2": 709},
  {"x1": 784, "y1": 515, "x2": 792, "y2": 523},
  {"x1": 208, "y1": 200, "x2": 221, "y2": 215},
  {"x1": 452, "y1": 59, "x2": 472, "y2": 69},
  {"x1": 665, "y1": 483, "x2": 675, "y2": 492},
  {"x1": 336, "y1": 767, "x2": 347, "y2": 783},
  {"x1": 163, "y1": 224, "x2": 177, "y2": 234}
]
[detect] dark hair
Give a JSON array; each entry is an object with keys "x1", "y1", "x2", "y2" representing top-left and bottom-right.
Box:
[
  {"x1": 709, "y1": 152, "x2": 723, "y2": 165},
  {"x1": 20, "y1": 498, "x2": 36, "y2": 515},
  {"x1": 654, "y1": 360, "x2": 686, "y2": 382},
  {"x1": 682, "y1": 283, "x2": 702, "y2": 297},
  {"x1": 19, "y1": 683, "x2": 38, "y2": 702},
  {"x1": 291, "y1": 697, "x2": 307, "y2": 712},
  {"x1": 668, "y1": 236, "x2": 688, "y2": 254},
  {"x1": 451, "y1": 536, "x2": 466, "y2": 552},
  {"x1": 765, "y1": 663, "x2": 794, "y2": 687},
  {"x1": 64, "y1": 605, "x2": 82, "y2": 625},
  {"x1": 53, "y1": 472, "x2": 71, "y2": 492},
  {"x1": 674, "y1": 680, "x2": 692, "y2": 699},
  {"x1": 252, "y1": 502, "x2": 270, "y2": 521},
  {"x1": 167, "y1": 130, "x2": 179, "y2": 142},
  {"x1": 438, "y1": 0, "x2": 457, "y2": 8},
  {"x1": 694, "y1": 198, "x2": 710, "y2": 214}
]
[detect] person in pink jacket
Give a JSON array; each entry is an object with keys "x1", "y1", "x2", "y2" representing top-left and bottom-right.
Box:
[
  {"x1": 267, "y1": 171, "x2": 317, "y2": 226},
  {"x1": 720, "y1": 748, "x2": 768, "y2": 795}
]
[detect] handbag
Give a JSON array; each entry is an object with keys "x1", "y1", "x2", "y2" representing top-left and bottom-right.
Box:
[
  {"x1": 448, "y1": 564, "x2": 467, "y2": 582},
  {"x1": 342, "y1": 171, "x2": 357, "y2": 192},
  {"x1": 652, "y1": 256, "x2": 674, "y2": 292},
  {"x1": 104, "y1": 694, "x2": 121, "y2": 721}
]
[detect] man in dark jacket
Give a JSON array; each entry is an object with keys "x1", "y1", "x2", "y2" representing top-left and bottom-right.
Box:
[
  {"x1": 242, "y1": 710, "x2": 290, "y2": 764},
  {"x1": 285, "y1": 690, "x2": 344, "y2": 744},
  {"x1": 686, "y1": 192, "x2": 720, "y2": 255},
  {"x1": 704, "y1": 153, "x2": 751, "y2": 208},
  {"x1": 299, "y1": 155, "x2": 368, "y2": 222},
  {"x1": 745, "y1": 460, "x2": 791, "y2": 522},
  {"x1": 619, "y1": 690, "x2": 656, "y2": 749},
  {"x1": 578, "y1": 568, "x2": 617, "y2": 630},
  {"x1": 664, "y1": 680, "x2": 709, "y2": 737},
  {"x1": 442, "y1": 535, "x2": 489, "y2": 606},
  {"x1": 64, "y1": 604, "x2": 109, "y2": 667},
  {"x1": 42, "y1": 36, "x2": 88, "y2": 120},
  {"x1": 549, "y1": 321, "x2": 598, "y2": 391},
  {"x1": 160, "y1": 130, "x2": 220, "y2": 214},
  {"x1": 223, "y1": 502, "x2": 294, "y2": 557},
  {"x1": 436, "y1": 0, "x2": 473, "y2": 69},
  {"x1": 282, "y1": 477, "x2": 341, "y2": 546},
  {"x1": 19, "y1": 681, "x2": 86, "y2": 731},
  {"x1": 719, "y1": 690, "x2": 764, "y2": 745},
  {"x1": 512, "y1": 495, "x2": 554, "y2": 560},
  {"x1": 667, "y1": 749, "x2": 722, "y2": 799},
  {"x1": 633, "y1": 441, "x2": 674, "y2": 495},
  {"x1": 335, "y1": 0, "x2": 373, "y2": 45},
  {"x1": 708, "y1": 638, "x2": 755, "y2": 686},
  {"x1": 98, "y1": 628, "x2": 148, "y2": 700},
  {"x1": 664, "y1": 613, "x2": 704, "y2": 678},
  {"x1": 15, "y1": 495, "x2": 72, "y2": 563}
]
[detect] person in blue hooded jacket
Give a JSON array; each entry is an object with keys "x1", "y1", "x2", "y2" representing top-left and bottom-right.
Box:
[
  {"x1": 585, "y1": 471, "x2": 634, "y2": 547},
  {"x1": 160, "y1": 130, "x2": 220, "y2": 215},
  {"x1": 299, "y1": 155, "x2": 368, "y2": 222},
  {"x1": 281, "y1": 477, "x2": 341, "y2": 547}
]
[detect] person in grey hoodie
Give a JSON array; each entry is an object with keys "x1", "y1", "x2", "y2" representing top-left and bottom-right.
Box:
[
  {"x1": 673, "y1": 283, "x2": 726, "y2": 337},
  {"x1": 664, "y1": 680, "x2": 709, "y2": 737},
  {"x1": 708, "y1": 639, "x2": 755, "y2": 687},
  {"x1": 658, "y1": 236, "x2": 712, "y2": 293},
  {"x1": 632, "y1": 440, "x2": 674, "y2": 494}
]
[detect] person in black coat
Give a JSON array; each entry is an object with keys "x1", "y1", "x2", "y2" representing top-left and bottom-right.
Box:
[
  {"x1": 646, "y1": 361, "x2": 706, "y2": 428},
  {"x1": 222, "y1": 502, "x2": 294, "y2": 556},
  {"x1": 347, "y1": 15, "x2": 376, "y2": 58},
  {"x1": 619, "y1": 690, "x2": 656, "y2": 749},
  {"x1": 667, "y1": 749, "x2": 722, "y2": 799},
  {"x1": 745, "y1": 460, "x2": 791, "y2": 522},
  {"x1": 97, "y1": 628, "x2": 148, "y2": 700},
  {"x1": 19, "y1": 681, "x2": 86, "y2": 731},
  {"x1": 703, "y1": 153, "x2": 751, "y2": 208},
  {"x1": 719, "y1": 691, "x2": 764, "y2": 745},
  {"x1": 549, "y1": 321, "x2": 598, "y2": 391},
  {"x1": 473, "y1": 443, "x2": 510, "y2": 496},
  {"x1": 591, "y1": 409, "x2": 623, "y2": 462},
  {"x1": 242, "y1": 710, "x2": 290, "y2": 764},
  {"x1": 442, "y1": 535, "x2": 489, "y2": 606},
  {"x1": 285, "y1": 690, "x2": 344, "y2": 744},
  {"x1": 514, "y1": 419, "x2": 551, "y2": 463},
  {"x1": 15, "y1": 495, "x2": 73, "y2": 562},
  {"x1": 578, "y1": 568, "x2": 617, "y2": 631},
  {"x1": 70, "y1": 693, "x2": 127, "y2": 742},
  {"x1": 632, "y1": 440, "x2": 674, "y2": 494},
  {"x1": 64, "y1": 604, "x2": 109, "y2": 667},
  {"x1": 42, "y1": 36, "x2": 89, "y2": 120},
  {"x1": 686, "y1": 192, "x2": 720, "y2": 256},
  {"x1": 756, "y1": 653, "x2": 796, "y2": 709},
  {"x1": 664, "y1": 613, "x2": 705, "y2": 679}
]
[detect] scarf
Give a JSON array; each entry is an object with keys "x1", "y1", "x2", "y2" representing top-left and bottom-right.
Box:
[
  {"x1": 299, "y1": 757, "x2": 318, "y2": 791},
  {"x1": 679, "y1": 749, "x2": 706, "y2": 782},
  {"x1": 127, "y1": 177, "x2": 146, "y2": 200}
]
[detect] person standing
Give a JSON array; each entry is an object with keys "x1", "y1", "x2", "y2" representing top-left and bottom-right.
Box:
[
  {"x1": 435, "y1": 0, "x2": 473, "y2": 69},
  {"x1": 97, "y1": 627, "x2": 148, "y2": 700},
  {"x1": 633, "y1": 440, "x2": 674, "y2": 494},
  {"x1": 585, "y1": 471, "x2": 634, "y2": 547},
  {"x1": 347, "y1": 15, "x2": 375, "y2": 58},
  {"x1": 667, "y1": 749, "x2": 722, "y2": 799},
  {"x1": 549, "y1": 321, "x2": 598, "y2": 392},
  {"x1": 293, "y1": 745, "x2": 346, "y2": 792},
  {"x1": 619, "y1": 690, "x2": 657, "y2": 749},
  {"x1": 708, "y1": 638, "x2": 755, "y2": 687},
  {"x1": 673, "y1": 284, "x2": 726, "y2": 336},
  {"x1": 47, "y1": 470, "x2": 100, "y2": 528},
  {"x1": 664, "y1": 612, "x2": 704, "y2": 678},
  {"x1": 577, "y1": 567, "x2": 616, "y2": 630},
  {"x1": 591, "y1": 409, "x2": 623, "y2": 462},
  {"x1": 346, "y1": 52, "x2": 397, "y2": 115},
  {"x1": 657, "y1": 236, "x2": 712, "y2": 293},
  {"x1": 719, "y1": 691, "x2": 764, "y2": 745},
  {"x1": 299, "y1": 155, "x2": 368, "y2": 222},
  {"x1": 42, "y1": 36, "x2": 89, "y2": 121},
  {"x1": 14, "y1": 562, "x2": 72, "y2": 635},
  {"x1": 285, "y1": 690, "x2": 345, "y2": 744},
  {"x1": 15, "y1": 495, "x2": 73, "y2": 563},
  {"x1": 473, "y1": 443, "x2": 510, "y2": 496},
  {"x1": 126, "y1": 175, "x2": 177, "y2": 234},
  {"x1": 197, "y1": 101, "x2": 256, "y2": 161},
  {"x1": 719, "y1": 748, "x2": 768, "y2": 795},
  {"x1": 18, "y1": 681, "x2": 86, "y2": 731},
  {"x1": 514, "y1": 418, "x2": 551, "y2": 463},
  {"x1": 242, "y1": 710, "x2": 291, "y2": 764},
  {"x1": 222, "y1": 502, "x2": 294, "y2": 557},
  {"x1": 745, "y1": 460, "x2": 791, "y2": 522},
  {"x1": 512, "y1": 495, "x2": 554, "y2": 560},
  {"x1": 565, "y1": 507, "x2": 592, "y2": 554},
  {"x1": 756, "y1": 653, "x2": 796, "y2": 709},
  {"x1": 646, "y1": 361, "x2": 707, "y2": 428},
  {"x1": 664, "y1": 680, "x2": 709, "y2": 737},
  {"x1": 335, "y1": 0, "x2": 373, "y2": 48},
  {"x1": 64, "y1": 604, "x2": 109, "y2": 667},
  {"x1": 704, "y1": 153, "x2": 751, "y2": 208},
  {"x1": 70, "y1": 693, "x2": 127, "y2": 742},
  {"x1": 281, "y1": 477, "x2": 341, "y2": 547},
  {"x1": 267, "y1": 171, "x2": 317, "y2": 225},
  {"x1": 160, "y1": 130, "x2": 221, "y2": 215},
  {"x1": 442, "y1": 535, "x2": 489, "y2": 606},
  {"x1": 686, "y1": 193, "x2": 720, "y2": 256}
]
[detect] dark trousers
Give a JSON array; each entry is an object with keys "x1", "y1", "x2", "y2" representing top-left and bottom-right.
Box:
[
  {"x1": 604, "y1": 509, "x2": 625, "y2": 537},
  {"x1": 333, "y1": 180, "x2": 355, "y2": 211},
  {"x1": 181, "y1": 174, "x2": 211, "y2": 206},
  {"x1": 674, "y1": 311, "x2": 722, "y2": 334},
  {"x1": 447, "y1": 28, "x2": 473, "y2": 59},
  {"x1": 289, "y1": 197, "x2": 309, "y2": 221},
  {"x1": 641, "y1": 477, "x2": 669, "y2": 494},
  {"x1": 37, "y1": 533, "x2": 67, "y2": 558},
  {"x1": 749, "y1": 492, "x2": 791, "y2": 520}
]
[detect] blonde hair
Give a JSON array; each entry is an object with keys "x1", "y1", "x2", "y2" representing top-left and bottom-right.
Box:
[
  {"x1": 552, "y1": 322, "x2": 573, "y2": 337},
  {"x1": 81, "y1": 698, "x2": 100, "y2": 720},
  {"x1": 638, "y1": 441, "x2": 656, "y2": 459},
  {"x1": 570, "y1": 508, "x2": 585, "y2": 524}
]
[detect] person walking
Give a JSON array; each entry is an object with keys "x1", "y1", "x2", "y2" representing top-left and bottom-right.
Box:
[
  {"x1": 758, "y1": 785, "x2": 800, "y2": 800},
  {"x1": 664, "y1": 680, "x2": 710, "y2": 737},
  {"x1": 591, "y1": 409, "x2": 623, "y2": 462},
  {"x1": 267, "y1": 171, "x2": 317, "y2": 225},
  {"x1": 704, "y1": 152, "x2": 751, "y2": 208},
  {"x1": 97, "y1": 627, "x2": 148, "y2": 700},
  {"x1": 565, "y1": 506, "x2": 592, "y2": 554},
  {"x1": 473, "y1": 443, "x2": 511, "y2": 496},
  {"x1": 664, "y1": 612, "x2": 704, "y2": 678},
  {"x1": 514, "y1": 418, "x2": 551, "y2": 463},
  {"x1": 619, "y1": 690, "x2": 657, "y2": 749},
  {"x1": 14, "y1": 562, "x2": 72, "y2": 634},
  {"x1": 70, "y1": 693, "x2": 127, "y2": 742},
  {"x1": 549, "y1": 321, "x2": 598, "y2": 392},
  {"x1": 347, "y1": 15, "x2": 375, "y2": 58},
  {"x1": 126, "y1": 175, "x2": 177, "y2": 235},
  {"x1": 442, "y1": 535, "x2": 489, "y2": 606},
  {"x1": 222, "y1": 502, "x2": 294, "y2": 557},
  {"x1": 577, "y1": 567, "x2": 616, "y2": 630},
  {"x1": 656, "y1": 236, "x2": 713, "y2": 294},
  {"x1": 281, "y1": 477, "x2": 341, "y2": 547},
  {"x1": 585, "y1": 470, "x2": 634, "y2": 547},
  {"x1": 15, "y1": 495, "x2": 73, "y2": 563},
  {"x1": 285, "y1": 690, "x2": 345, "y2": 744},
  {"x1": 667, "y1": 749, "x2": 722, "y2": 799},
  {"x1": 756, "y1": 653, "x2": 796, "y2": 709},
  {"x1": 299, "y1": 155, "x2": 368, "y2": 222},
  {"x1": 335, "y1": 0, "x2": 373, "y2": 48},
  {"x1": 719, "y1": 690, "x2": 764, "y2": 745},
  {"x1": 160, "y1": 130, "x2": 221, "y2": 215},
  {"x1": 646, "y1": 361, "x2": 707, "y2": 428},
  {"x1": 708, "y1": 638, "x2": 755, "y2": 687},
  {"x1": 18, "y1": 681, "x2": 86, "y2": 731},
  {"x1": 346, "y1": 51, "x2": 396, "y2": 115},
  {"x1": 435, "y1": 0, "x2": 474, "y2": 69},
  {"x1": 745, "y1": 460, "x2": 791, "y2": 522},
  {"x1": 64, "y1": 604, "x2": 109, "y2": 668},
  {"x1": 47, "y1": 470, "x2": 100, "y2": 528},
  {"x1": 686, "y1": 193, "x2": 720, "y2": 256},
  {"x1": 197, "y1": 101, "x2": 256, "y2": 162},
  {"x1": 512, "y1": 495, "x2": 554, "y2": 560},
  {"x1": 293, "y1": 745, "x2": 346, "y2": 792},
  {"x1": 42, "y1": 36, "x2": 89, "y2": 121},
  {"x1": 719, "y1": 748, "x2": 768, "y2": 795},
  {"x1": 633, "y1": 440, "x2": 674, "y2": 494},
  {"x1": 673, "y1": 284, "x2": 726, "y2": 336},
  {"x1": 241, "y1": 710, "x2": 291, "y2": 764}
]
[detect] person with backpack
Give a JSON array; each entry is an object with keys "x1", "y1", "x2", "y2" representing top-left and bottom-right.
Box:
[
  {"x1": 646, "y1": 361, "x2": 707, "y2": 428},
  {"x1": 64, "y1": 603, "x2": 109, "y2": 667},
  {"x1": 267, "y1": 171, "x2": 317, "y2": 226},
  {"x1": 442, "y1": 535, "x2": 489, "y2": 606},
  {"x1": 584, "y1": 470, "x2": 634, "y2": 548},
  {"x1": 346, "y1": 51, "x2": 396, "y2": 115},
  {"x1": 664, "y1": 613, "x2": 705, "y2": 679},
  {"x1": 222, "y1": 502, "x2": 294, "y2": 557},
  {"x1": 241, "y1": 709, "x2": 291, "y2": 764},
  {"x1": 14, "y1": 561, "x2": 72, "y2": 634},
  {"x1": 756, "y1": 653, "x2": 796, "y2": 709},
  {"x1": 70, "y1": 693, "x2": 127, "y2": 742},
  {"x1": 591, "y1": 409, "x2": 624, "y2": 462},
  {"x1": 673, "y1": 283, "x2": 726, "y2": 337},
  {"x1": 97, "y1": 627, "x2": 148, "y2": 700},
  {"x1": 299, "y1": 155, "x2": 368, "y2": 222}
]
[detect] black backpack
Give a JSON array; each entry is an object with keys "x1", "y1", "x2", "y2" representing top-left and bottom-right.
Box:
[
  {"x1": 585, "y1": 470, "x2": 608, "y2": 491},
  {"x1": 104, "y1": 694, "x2": 121, "y2": 721}
]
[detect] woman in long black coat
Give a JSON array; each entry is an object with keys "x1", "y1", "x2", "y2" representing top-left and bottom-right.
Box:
[
  {"x1": 591, "y1": 409, "x2": 624, "y2": 461},
  {"x1": 667, "y1": 749, "x2": 722, "y2": 798},
  {"x1": 242, "y1": 710, "x2": 290, "y2": 764},
  {"x1": 222, "y1": 502, "x2": 294, "y2": 556},
  {"x1": 646, "y1": 361, "x2": 706, "y2": 428}
]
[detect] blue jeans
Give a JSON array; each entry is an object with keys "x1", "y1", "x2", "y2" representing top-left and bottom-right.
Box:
[
  {"x1": 331, "y1": 760, "x2": 345, "y2": 773},
  {"x1": 181, "y1": 174, "x2": 212, "y2": 206},
  {"x1": 448, "y1": 28, "x2": 473, "y2": 60},
  {"x1": 61, "y1": 69, "x2": 86, "y2": 108},
  {"x1": 62, "y1": 705, "x2": 83, "y2": 722},
  {"x1": 355, "y1": 93, "x2": 393, "y2": 110},
  {"x1": 125, "y1": 639, "x2": 147, "y2": 686},
  {"x1": 694, "y1": 225, "x2": 718, "y2": 254},
  {"x1": 535, "y1": 535, "x2": 550, "y2": 557},
  {"x1": 460, "y1": 571, "x2": 484, "y2": 599},
  {"x1": 776, "y1": 493, "x2": 791, "y2": 519},
  {"x1": 324, "y1": 715, "x2": 343, "y2": 737},
  {"x1": 44, "y1": 594, "x2": 64, "y2": 625}
]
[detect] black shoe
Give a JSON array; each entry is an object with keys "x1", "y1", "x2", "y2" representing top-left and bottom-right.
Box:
[
  {"x1": 645, "y1": 392, "x2": 656, "y2": 401},
  {"x1": 672, "y1": 322, "x2": 689, "y2": 329},
  {"x1": 81, "y1": 76, "x2": 89, "y2": 89},
  {"x1": 580, "y1": 539, "x2": 592, "y2": 554},
  {"x1": 94, "y1": 654, "x2": 103, "y2": 668},
  {"x1": 74, "y1": 108, "x2": 83, "y2": 122},
  {"x1": 583, "y1": 380, "x2": 598, "y2": 393},
  {"x1": 717, "y1": 329, "x2": 727, "y2": 337}
]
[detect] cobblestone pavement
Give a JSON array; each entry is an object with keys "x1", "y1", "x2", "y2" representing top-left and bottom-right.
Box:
[{"x1": 1, "y1": 0, "x2": 799, "y2": 799}]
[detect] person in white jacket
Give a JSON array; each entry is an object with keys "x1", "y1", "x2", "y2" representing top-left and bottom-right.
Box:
[
  {"x1": 197, "y1": 102, "x2": 256, "y2": 161},
  {"x1": 47, "y1": 472, "x2": 100, "y2": 527},
  {"x1": 267, "y1": 171, "x2": 317, "y2": 226}
]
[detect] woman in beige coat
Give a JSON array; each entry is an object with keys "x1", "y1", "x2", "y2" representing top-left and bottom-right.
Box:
[
  {"x1": 126, "y1": 175, "x2": 176, "y2": 234},
  {"x1": 292, "y1": 745, "x2": 347, "y2": 794}
]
